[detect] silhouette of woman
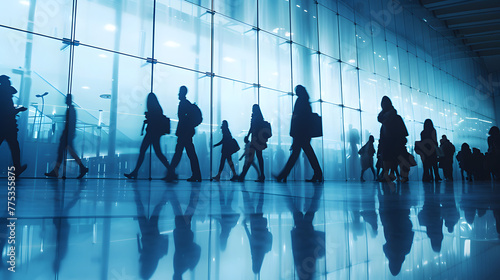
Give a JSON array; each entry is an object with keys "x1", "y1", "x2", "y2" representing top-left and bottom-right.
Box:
[
  {"x1": 212, "y1": 120, "x2": 239, "y2": 181},
  {"x1": 45, "y1": 94, "x2": 88, "y2": 179},
  {"x1": 238, "y1": 105, "x2": 268, "y2": 182},
  {"x1": 419, "y1": 119, "x2": 441, "y2": 182},
  {"x1": 456, "y1": 143, "x2": 472, "y2": 181},
  {"x1": 359, "y1": 135, "x2": 376, "y2": 181},
  {"x1": 487, "y1": 126, "x2": 500, "y2": 180},
  {"x1": 124, "y1": 93, "x2": 170, "y2": 179},
  {"x1": 378, "y1": 96, "x2": 409, "y2": 182},
  {"x1": 276, "y1": 85, "x2": 323, "y2": 182}
]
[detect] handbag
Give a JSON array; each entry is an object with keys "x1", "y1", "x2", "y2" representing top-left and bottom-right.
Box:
[
  {"x1": 228, "y1": 138, "x2": 240, "y2": 155},
  {"x1": 310, "y1": 113, "x2": 323, "y2": 138}
]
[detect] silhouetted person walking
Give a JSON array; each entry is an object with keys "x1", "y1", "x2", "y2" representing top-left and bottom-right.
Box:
[
  {"x1": 487, "y1": 126, "x2": 500, "y2": 180},
  {"x1": 134, "y1": 188, "x2": 169, "y2": 279},
  {"x1": 167, "y1": 86, "x2": 202, "y2": 182},
  {"x1": 418, "y1": 119, "x2": 441, "y2": 182},
  {"x1": 0, "y1": 75, "x2": 27, "y2": 177},
  {"x1": 45, "y1": 94, "x2": 88, "y2": 179},
  {"x1": 378, "y1": 96, "x2": 409, "y2": 182},
  {"x1": 456, "y1": 143, "x2": 472, "y2": 181},
  {"x1": 276, "y1": 85, "x2": 322, "y2": 182},
  {"x1": 238, "y1": 104, "x2": 270, "y2": 182},
  {"x1": 216, "y1": 186, "x2": 240, "y2": 251},
  {"x1": 359, "y1": 135, "x2": 376, "y2": 181},
  {"x1": 124, "y1": 93, "x2": 170, "y2": 179},
  {"x1": 212, "y1": 120, "x2": 239, "y2": 181},
  {"x1": 439, "y1": 135, "x2": 455, "y2": 181}
]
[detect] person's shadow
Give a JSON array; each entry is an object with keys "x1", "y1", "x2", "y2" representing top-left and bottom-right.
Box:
[
  {"x1": 241, "y1": 185, "x2": 272, "y2": 275},
  {"x1": 418, "y1": 185, "x2": 443, "y2": 252},
  {"x1": 441, "y1": 182, "x2": 459, "y2": 234},
  {"x1": 285, "y1": 184, "x2": 325, "y2": 279},
  {"x1": 379, "y1": 184, "x2": 414, "y2": 276},
  {"x1": 215, "y1": 184, "x2": 240, "y2": 251},
  {"x1": 133, "y1": 187, "x2": 169, "y2": 279},
  {"x1": 168, "y1": 185, "x2": 201, "y2": 280},
  {"x1": 52, "y1": 180, "x2": 84, "y2": 275}
]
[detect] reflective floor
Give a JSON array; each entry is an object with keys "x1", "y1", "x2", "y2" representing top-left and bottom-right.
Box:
[{"x1": 1, "y1": 179, "x2": 500, "y2": 280}]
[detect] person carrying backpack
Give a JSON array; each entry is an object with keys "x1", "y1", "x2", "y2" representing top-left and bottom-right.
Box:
[
  {"x1": 166, "y1": 86, "x2": 202, "y2": 182},
  {"x1": 237, "y1": 104, "x2": 271, "y2": 182},
  {"x1": 359, "y1": 135, "x2": 376, "y2": 182},
  {"x1": 212, "y1": 120, "x2": 239, "y2": 181},
  {"x1": 124, "y1": 92, "x2": 170, "y2": 179}
]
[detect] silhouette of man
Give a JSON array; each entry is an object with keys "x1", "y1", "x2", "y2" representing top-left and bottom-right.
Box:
[
  {"x1": 45, "y1": 94, "x2": 88, "y2": 179},
  {"x1": 439, "y1": 135, "x2": 455, "y2": 181},
  {"x1": 0, "y1": 75, "x2": 27, "y2": 177},
  {"x1": 167, "y1": 86, "x2": 202, "y2": 182}
]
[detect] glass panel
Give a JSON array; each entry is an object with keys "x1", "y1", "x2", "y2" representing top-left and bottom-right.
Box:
[
  {"x1": 339, "y1": 16, "x2": 357, "y2": 66},
  {"x1": 318, "y1": 5, "x2": 339, "y2": 59},
  {"x1": 344, "y1": 108, "x2": 361, "y2": 180},
  {"x1": 155, "y1": 0, "x2": 211, "y2": 72},
  {"x1": 259, "y1": 0, "x2": 290, "y2": 38},
  {"x1": 259, "y1": 32, "x2": 292, "y2": 93},
  {"x1": 320, "y1": 56, "x2": 341, "y2": 104},
  {"x1": 214, "y1": 0, "x2": 257, "y2": 26},
  {"x1": 214, "y1": 15, "x2": 257, "y2": 83},
  {"x1": 341, "y1": 64, "x2": 359, "y2": 109},
  {"x1": 291, "y1": 0, "x2": 319, "y2": 50},
  {"x1": 292, "y1": 43, "x2": 320, "y2": 101},
  {"x1": 359, "y1": 70, "x2": 378, "y2": 114},
  {"x1": 356, "y1": 19, "x2": 374, "y2": 73},
  {"x1": 75, "y1": 0, "x2": 154, "y2": 58},
  {"x1": 322, "y1": 103, "x2": 345, "y2": 180}
]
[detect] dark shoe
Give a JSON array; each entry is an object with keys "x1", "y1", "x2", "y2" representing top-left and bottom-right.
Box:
[
  {"x1": 306, "y1": 174, "x2": 323, "y2": 183},
  {"x1": 212, "y1": 175, "x2": 221, "y2": 182},
  {"x1": 45, "y1": 169, "x2": 58, "y2": 178},
  {"x1": 77, "y1": 167, "x2": 89, "y2": 179},
  {"x1": 230, "y1": 175, "x2": 239, "y2": 181},
  {"x1": 15, "y1": 165, "x2": 27, "y2": 178},
  {"x1": 255, "y1": 176, "x2": 265, "y2": 182},
  {"x1": 187, "y1": 176, "x2": 202, "y2": 182},
  {"x1": 237, "y1": 175, "x2": 245, "y2": 182},
  {"x1": 360, "y1": 178, "x2": 366, "y2": 182},
  {"x1": 124, "y1": 172, "x2": 137, "y2": 179},
  {"x1": 164, "y1": 172, "x2": 178, "y2": 182}
]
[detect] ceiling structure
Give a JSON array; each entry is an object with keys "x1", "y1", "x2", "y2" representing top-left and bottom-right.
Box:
[{"x1": 420, "y1": 0, "x2": 500, "y2": 74}]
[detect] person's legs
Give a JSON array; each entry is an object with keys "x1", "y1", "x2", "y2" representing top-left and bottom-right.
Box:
[
  {"x1": 227, "y1": 156, "x2": 237, "y2": 178},
  {"x1": 213, "y1": 155, "x2": 225, "y2": 180},
  {"x1": 46, "y1": 134, "x2": 68, "y2": 176},
  {"x1": 239, "y1": 148, "x2": 256, "y2": 180},
  {"x1": 152, "y1": 136, "x2": 170, "y2": 169},
  {"x1": 169, "y1": 137, "x2": 185, "y2": 175},
  {"x1": 5, "y1": 132, "x2": 21, "y2": 169},
  {"x1": 125, "y1": 134, "x2": 152, "y2": 178},
  {"x1": 256, "y1": 150, "x2": 265, "y2": 181},
  {"x1": 278, "y1": 140, "x2": 302, "y2": 180},
  {"x1": 370, "y1": 166, "x2": 376, "y2": 180},
  {"x1": 184, "y1": 137, "x2": 201, "y2": 179},
  {"x1": 360, "y1": 168, "x2": 366, "y2": 181},
  {"x1": 432, "y1": 162, "x2": 441, "y2": 181},
  {"x1": 302, "y1": 139, "x2": 322, "y2": 178}
]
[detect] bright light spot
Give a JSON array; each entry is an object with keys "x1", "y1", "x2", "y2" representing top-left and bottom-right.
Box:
[
  {"x1": 272, "y1": 72, "x2": 279, "y2": 76},
  {"x1": 82, "y1": 86, "x2": 90, "y2": 90},
  {"x1": 164, "y1": 41, "x2": 180, "y2": 48},
  {"x1": 19, "y1": 0, "x2": 30, "y2": 6},
  {"x1": 368, "y1": 78, "x2": 378, "y2": 82},
  {"x1": 104, "y1": 24, "x2": 116, "y2": 32},
  {"x1": 464, "y1": 239, "x2": 470, "y2": 257},
  {"x1": 382, "y1": 58, "x2": 385, "y2": 60},
  {"x1": 378, "y1": 55, "x2": 382, "y2": 57},
  {"x1": 304, "y1": 10, "x2": 308, "y2": 13},
  {"x1": 313, "y1": 16, "x2": 316, "y2": 18},
  {"x1": 296, "y1": 5, "x2": 300, "y2": 8},
  {"x1": 374, "y1": 51, "x2": 377, "y2": 54},
  {"x1": 272, "y1": 28, "x2": 279, "y2": 33},
  {"x1": 363, "y1": 40, "x2": 366, "y2": 43},
  {"x1": 52, "y1": 110, "x2": 56, "y2": 115},
  {"x1": 393, "y1": 66, "x2": 397, "y2": 69},
  {"x1": 285, "y1": 32, "x2": 292, "y2": 37},
  {"x1": 423, "y1": 261, "x2": 428, "y2": 265},
  {"x1": 223, "y1": 57, "x2": 235, "y2": 63},
  {"x1": 348, "y1": 59, "x2": 356, "y2": 64},
  {"x1": 99, "y1": 54, "x2": 107, "y2": 58}
]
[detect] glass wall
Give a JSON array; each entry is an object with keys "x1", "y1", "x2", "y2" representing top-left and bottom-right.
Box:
[{"x1": 0, "y1": 0, "x2": 495, "y2": 180}]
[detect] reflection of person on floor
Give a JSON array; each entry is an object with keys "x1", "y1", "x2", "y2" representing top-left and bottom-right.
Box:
[
  {"x1": 124, "y1": 92, "x2": 170, "y2": 179},
  {"x1": 167, "y1": 86, "x2": 202, "y2": 182},
  {"x1": 52, "y1": 182, "x2": 83, "y2": 274},
  {"x1": 359, "y1": 135, "x2": 376, "y2": 182},
  {"x1": 0, "y1": 75, "x2": 27, "y2": 177},
  {"x1": 241, "y1": 185, "x2": 272, "y2": 274},
  {"x1": 168, "y1": 185, "x2": 201, "y2": 280},
  {"x1": 216, "y1": 186, "x2": 240, "y2": 251},
  {"x1": 285, "y1": 185, "x2": 325, "y2": 279},
  {"x1": 441, "y1": 182, "x2": 459, "y2": 233},
  {"x1": 45, "y1": 94, "x2": 88, "y2": 179},
  {"x1": 360, "y1": 185, "x2": 378, "y2": 235},
  {"x1": 239, "y1": 142, "x2": 260, "y2": 177},
  {"x1": 418, "y1": 185, "x2": 443, "y2": 252},
  {"x1": 276, "y1": 85, "x2": 323, "y2": 183},
  {"x1": 212, "y1": 120, "x2": 239, "y2": 181},
  {"x1": 134, "y1": 188, "x2": 169, "y2": 280},
  {"x1": 378, "y1": 186, "x2": 414, "y2": 276}
]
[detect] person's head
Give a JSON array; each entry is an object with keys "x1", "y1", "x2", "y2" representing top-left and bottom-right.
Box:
[
  {"x1": 423, "y1": 119, "x2": 434, "y2": 131},
  {"x1": 381, "y1": 96, "x2": 393, "y2": 111},
  {"x1": 489, "y1": 126, "x2": 500, "y2": 136},
  {"x1": 461, "y1": 143, "x2": 470, "y2": 152},
  {"x1": 369, "y1": 135, "x2": 374, "y2": 142},
  {"x1": 295, "y1": 85, "x2": 309, "y2": 99},
  {"x1": 221, "y1": 120, "x2": 228, "y2": 130},
  {"x1": 147, "y1": 92, "x2": 163, "y2": 114},
  {"x1": 66, "y1": 94, "x2": 72, "y2": 105},
  {"x1": 442, "y1": 135, "x2": 448, "y2": 141},
  {"x1": 251, "y1": 104, "x2": 263, "y2": 121},
  {"x1": 179, "y1": 86, "x2": 188, "y2": 101},
  {"x1": 0, "y1": 75, "x2": 10, "y2": 86}
]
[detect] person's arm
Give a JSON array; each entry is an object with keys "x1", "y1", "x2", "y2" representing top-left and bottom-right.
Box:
[{"x1": 214, "y1": 139, "x2": 223, "y2": 147}]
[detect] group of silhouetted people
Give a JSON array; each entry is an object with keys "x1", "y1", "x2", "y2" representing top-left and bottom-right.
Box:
[{"x1": 3, "y1": 72, "x2": 499, "y2": 183}]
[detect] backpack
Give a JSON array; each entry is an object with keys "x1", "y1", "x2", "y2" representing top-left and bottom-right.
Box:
[
  {"x1": 189, "y1": 103, "x2": 203, "y2": 128},
  {"x1": 159, "y1": 115, "x2": 171, "y2": 135},
  {"x1": 260, "y1": 121, "x2": 272, "y2": 140}
]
